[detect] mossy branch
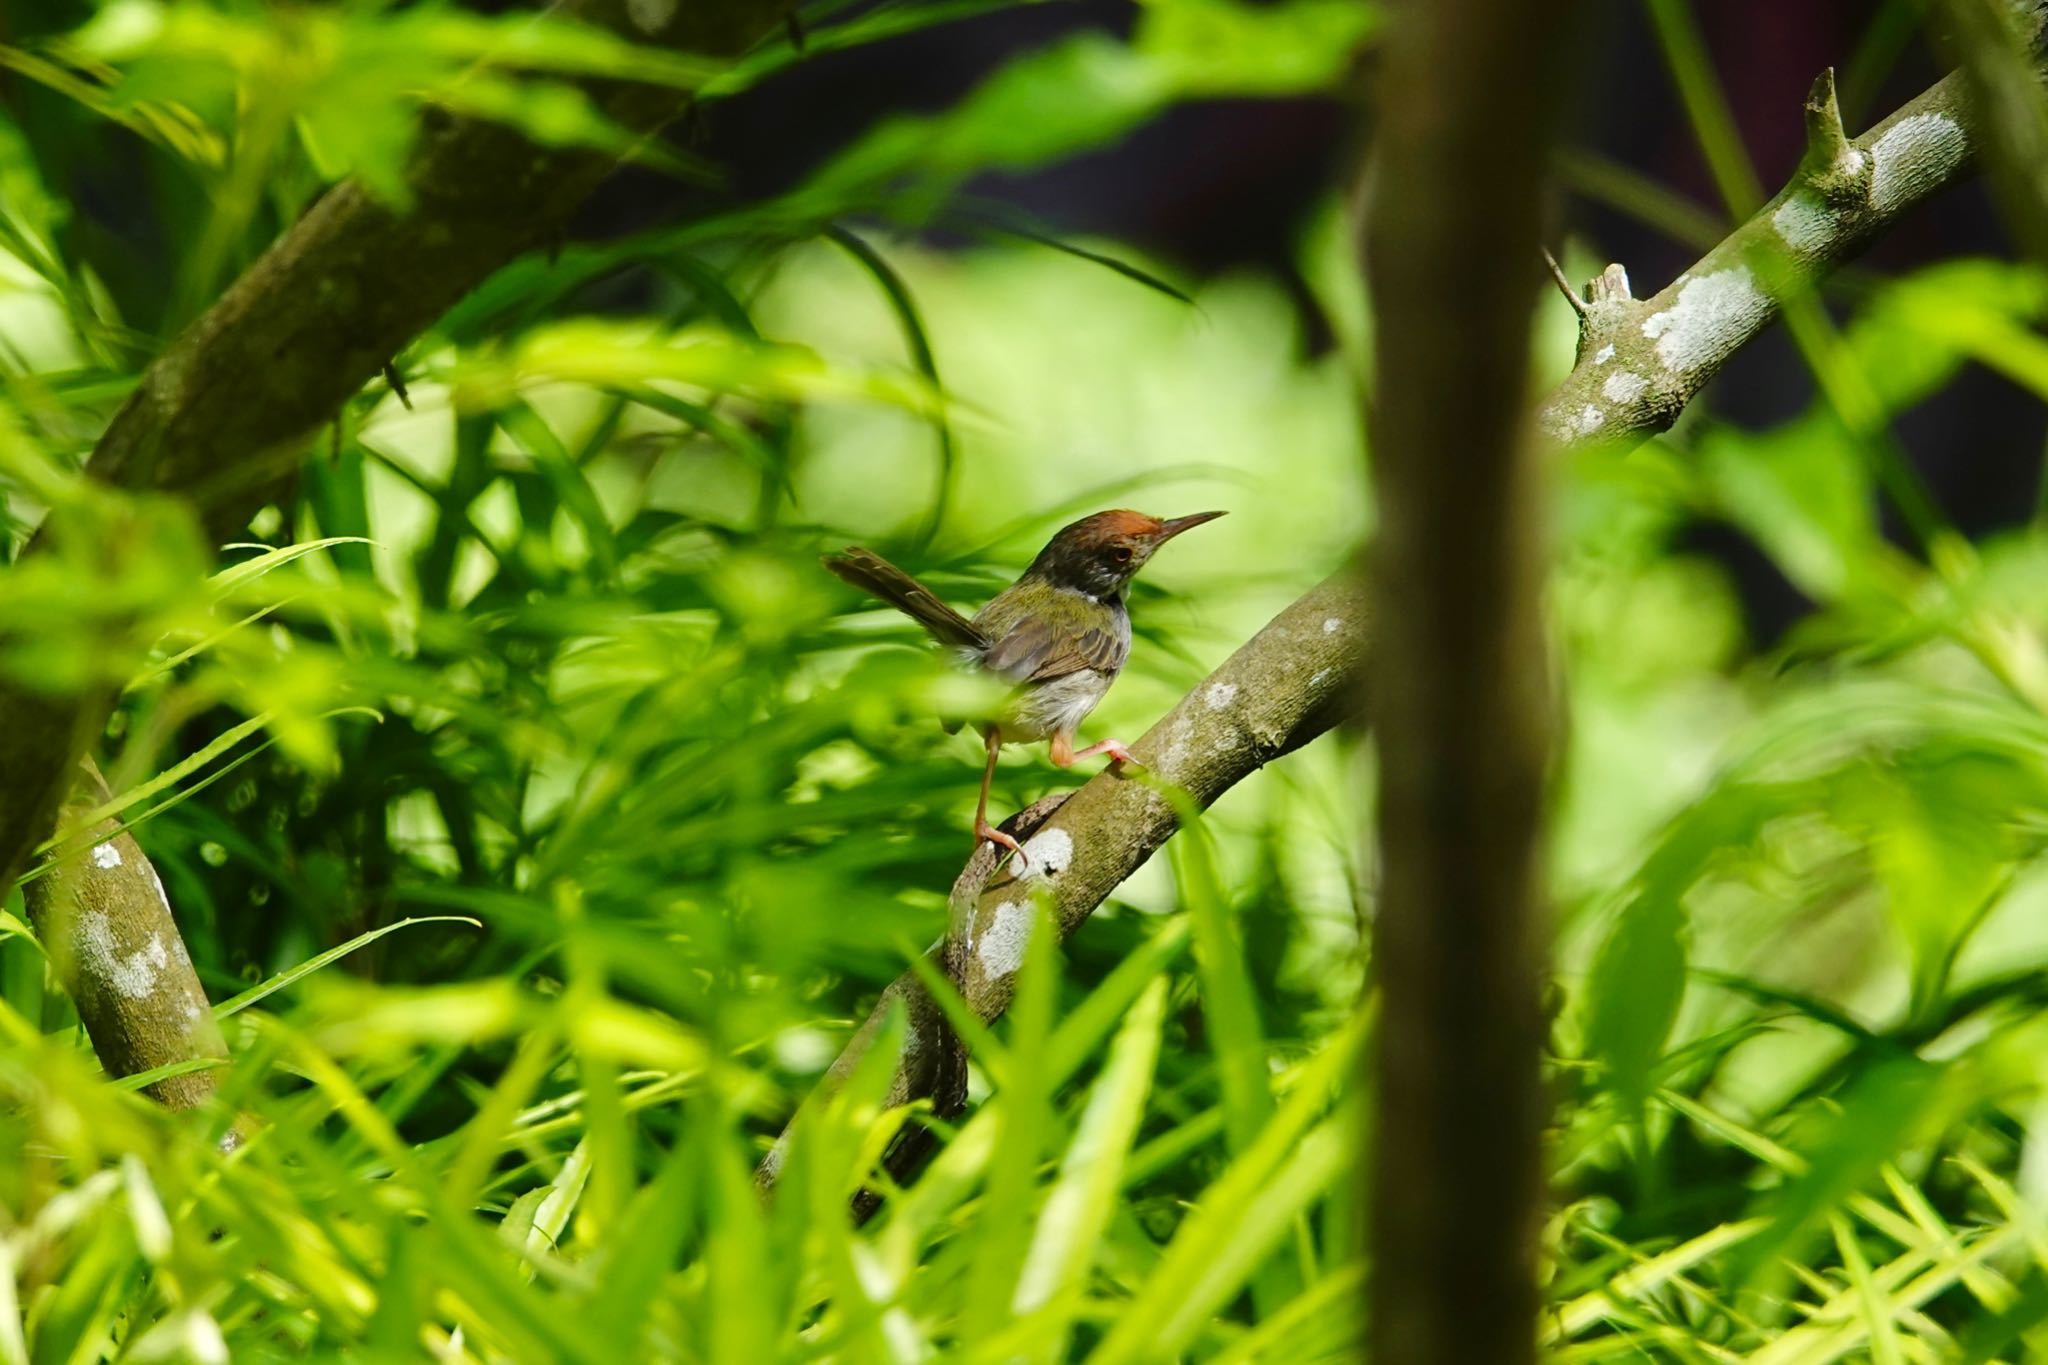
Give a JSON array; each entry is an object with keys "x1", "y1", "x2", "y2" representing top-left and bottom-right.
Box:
[
  {"x1": 757, "y1": 573, "x2": 1368, "y2": 1200},
  {"x1": 1540, "y1": 40, "x2": 2039, "y2": 450},
  {"x1": 24, "y1": 765, "x2": 228, "y2": 1113},
  {"x1": 0, "y1": 0, "x2": 796, "y2": 1090}
]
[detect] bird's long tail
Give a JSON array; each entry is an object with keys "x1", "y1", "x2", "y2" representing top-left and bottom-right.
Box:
[{"x1": 823, "y1": 547, "x2": 990, "y2": 652}]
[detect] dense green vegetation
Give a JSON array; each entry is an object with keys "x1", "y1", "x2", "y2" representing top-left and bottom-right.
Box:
[{"x1": 8, "y1": 1, "x2": 2048, "y2": 1361}]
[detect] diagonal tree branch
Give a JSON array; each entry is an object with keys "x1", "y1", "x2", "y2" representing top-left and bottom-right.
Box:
[
  {"x1": 756, "y1": 28, "x2": 2048, "y2": 1225},
  {"x1": 758, "y1": 574, "x2": 1367, "y2": 1194},
  {"x1": 1540, "y1": 45, "x2": 2034, "y2": 452}
]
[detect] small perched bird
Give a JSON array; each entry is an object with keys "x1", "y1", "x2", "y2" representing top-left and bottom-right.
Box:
[{"x1": 824, "y1": 509, "x2": 1225, "y2": 860}]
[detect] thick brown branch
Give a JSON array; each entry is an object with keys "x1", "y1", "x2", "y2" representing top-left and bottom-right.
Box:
[
  {"x1": 757, "y1": 573, "x2": 1367, "y2": 1192},
  {"x1": 0, "y1": 0, "x2": 794, "y2": 895},
  {"x1": 24, "y1": 765, "x2": 227, "y2": 1112}
]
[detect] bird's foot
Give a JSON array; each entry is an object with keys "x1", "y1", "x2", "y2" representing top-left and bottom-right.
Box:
[
  {"x1": 976, "y1": 819, "x2": 1029, "y2": 870},
  {"x1": 1099, "y1": 739, "x2": 1139, "y2": 769}
]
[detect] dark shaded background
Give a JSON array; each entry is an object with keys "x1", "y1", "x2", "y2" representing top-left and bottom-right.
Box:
[
  {"x1": 666, "y1": 0, "x2": 2035, "y2": 644},
  {"x1": 7, "y1": 0, "x2": 2039, "y2": 640}
]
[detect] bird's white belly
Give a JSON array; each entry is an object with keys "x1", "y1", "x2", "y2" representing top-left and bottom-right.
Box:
[{"x1": 1004, "y1": 669, "x2": 1114, "y2": 743}]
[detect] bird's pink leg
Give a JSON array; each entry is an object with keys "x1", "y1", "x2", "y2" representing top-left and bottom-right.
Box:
[
  {"x1": 1049, "y1": 731, "x2": 1138, "y2": 768},
  {"x1": 974, "y1": 726, "x2": 1027, "y2": 864}
]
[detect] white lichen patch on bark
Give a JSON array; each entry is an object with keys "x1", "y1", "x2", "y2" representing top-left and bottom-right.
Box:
[
  {"x1": 1595, "y1": 344, "x2": 1616, "y2": 364},
  {"x1": 1869, "y1": 113, "x2": 1967, "y2": 215},
  {"x1": 79, "y1": 912, "x2": 171, "y2": 999},
  {"x1": 1323, "y1": 618, "x2": 1343, "y2": 634},
  {"x1": 1205, "y1": 682, "x2": 1239, "y2": 710},
  {"x1": 976, "y1": 900, "x2": 1033, "y2": 980},
  {"x1": 1546, "y1": 403, "x2": 1606, "y2": 441},
  {"x1": 1601, "y1": 371, "x2": 1648, "y2": 405},
  {"x1": 625, "y1": 0, "x2": 678, "y2": 33},
  {"x1": 1771, "y1": 192, "x2": 1834, "y2": 255},
  {"x1": 1641, "y1": 268, "x2": 1771, "y2": 373},
  {"x1": 1016, "y1": 827, "x2": 1073, "y2": 880},
  {"x1": 91, "y1": 842, "x2": 123, "y2": 870}
]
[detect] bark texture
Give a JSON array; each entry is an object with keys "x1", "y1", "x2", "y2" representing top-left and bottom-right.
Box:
[
  {"x1": 25, "y1": 767, "x2": 227, "y2": 1111},
  {"x1": 758, "y1": 573, "x2": 1369, "y2": 1193},
  {"x1": 1363, "y1": 1, "x2": 1578, "y2": 1362},
  {"x1": 1541, "y1": 61, "x2": 2006, "y2": 451}
]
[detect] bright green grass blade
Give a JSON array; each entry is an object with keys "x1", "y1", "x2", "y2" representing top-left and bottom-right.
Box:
[
  {"x1": 209, "y1": 537, "x2": 377, "y2": 596},
  {"x1": 1747, "y1": 1228, "x2": 2021, "y2": 1365},
  {"x1": 1086, "y1": 1015, "x2": 1361, "y2": 1365},
  {"x1": 1099, "y1": 1119, "x2": 1348, "y2": 1364},
  {"x1": 1173, "y1": 829, "x2": 1274, "y2": 1154},
  {"x1": 1046, "y1": 916, "x2": 1190, "y2": 1086},
  {"x1": 0, "y1": 1243, "x2": 23, "y2": 1365},
  {"x1": 825, "y1": 226, "x2": 957, "y2": 547},
  {"x1": 1832, "y1": 1214, "x2": 1906, "y2": 1365},
  {"x1": 1207, "y1": 1264, "x2": 1365, "y2": 1365},
  {"x1": 446, "y1": 1019, "x2": 563, "y2": 1209},
  {"x1": 1007, "y1": 976, "x2": 1168, "y2": 1360},
  {"x1": 210, "y1": 915, "x2": 480, "y2": 1020},
  {"x1": 28, "y1": 706, "x2": 384, "y2": 867},
  {"x1": 108, "y1": 1055, "x2": 226, "y2": 1093},
  {"x1": 497, "y1": 399, "x2": 620, "y2": 581},
  {"x1": 706, "y1": 1124, "x2": 777, "y2": 1365},
  {"x1": 958, "y1": 896, "x2": 1059, "y2": 1353}
]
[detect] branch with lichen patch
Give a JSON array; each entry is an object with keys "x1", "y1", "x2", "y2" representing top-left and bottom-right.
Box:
[
  {"x1": 24, "y1": 765, "x2": 228, "y2": 1114},
  {"x1": 0, "y1": 0, "x2": 798, "y2": 905},
  {"x1": 1541, "y1": 56, "x2": 2018, "y2": 449},
  {"x1": 756, "y1": 573, "x2": 1366, "y2": 1198}
]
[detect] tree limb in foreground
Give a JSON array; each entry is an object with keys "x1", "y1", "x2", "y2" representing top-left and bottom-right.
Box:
[
  {"x1": 757, "y1": 574, "x2": 1367, "y2": 1194},
  {"x1": 1363, "y1": 0, "x2": 1576, "y2": 1356},
  {"x1": 0, "y1": 0, "x2": 797, "y2": 902},
  {"x1": 0, "y1": 0, "x2": 795, "y2": 1109},
  {"x1": 25, "y1": 763, "x2": 229, "y2": 1114},
  {"x1": 756, "y1": 38, "x2": 2043, "y2": 1208}
]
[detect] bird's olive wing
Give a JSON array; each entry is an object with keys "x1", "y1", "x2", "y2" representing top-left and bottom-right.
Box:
[{"x1": 981, "y1": 615, "x2": 1128, "y2": 683}]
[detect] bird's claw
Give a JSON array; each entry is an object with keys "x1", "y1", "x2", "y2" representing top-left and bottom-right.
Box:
[{"x1": 976, "y1": 820, "x2": 1029, "y2": 871}]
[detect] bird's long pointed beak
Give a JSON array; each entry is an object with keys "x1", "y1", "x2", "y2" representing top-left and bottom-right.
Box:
[{"x1": 1156, "y1": 510, "x2": 1227, "y2": 541}]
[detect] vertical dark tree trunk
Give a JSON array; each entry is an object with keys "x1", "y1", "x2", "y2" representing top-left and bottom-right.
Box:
[{"x1": 1362, "y1": 2, "x2": 1580, "y2": 1362}]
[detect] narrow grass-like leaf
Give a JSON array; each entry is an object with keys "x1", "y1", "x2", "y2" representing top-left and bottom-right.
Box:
[
  {"x1": 826, "y1": 226, "x2": 957, "y2": 546},
  {"x1": 1010, "y1": 976, "x2": 1167, "y2": 1357},
  {"x1": 212, "y1": 916, "x2": 481, "y2": 1019},
  {"x1": 1087, "y1": 1016, "x2": 1360, "y2": 1365}
]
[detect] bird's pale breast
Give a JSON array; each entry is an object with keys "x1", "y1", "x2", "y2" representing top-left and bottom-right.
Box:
[{"x1": 1004, "y1": 667, "x2": 1115, "y2": 742}]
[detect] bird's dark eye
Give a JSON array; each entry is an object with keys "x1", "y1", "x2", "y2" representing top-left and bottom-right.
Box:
[{"x1": 1111, "y1": 545, "x2": 1134, "y2": 564}]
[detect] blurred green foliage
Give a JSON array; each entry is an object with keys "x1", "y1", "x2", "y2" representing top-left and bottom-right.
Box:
[
  {"x1": 0, "y1": 0, "x2": 1369, "y2": 1359},
  {"x1": 13, "y1": 0, "x2": 2048, "y2": 1359}
]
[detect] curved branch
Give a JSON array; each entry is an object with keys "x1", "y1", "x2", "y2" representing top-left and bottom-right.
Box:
[
  {"x1": 1540, "y1": 49, "x2": 2031, "y2": 451},
  {"x1": 758, "y1": 573, "x2": 1367, "y2": 1193},
  {"x1": 0, "y1": 0, "x2": 795, "y2": 906}
]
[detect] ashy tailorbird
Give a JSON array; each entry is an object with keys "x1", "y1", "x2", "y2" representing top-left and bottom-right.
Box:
[{"x1": 824, "y1": 508, "x2": 1225, "y2": 861}]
